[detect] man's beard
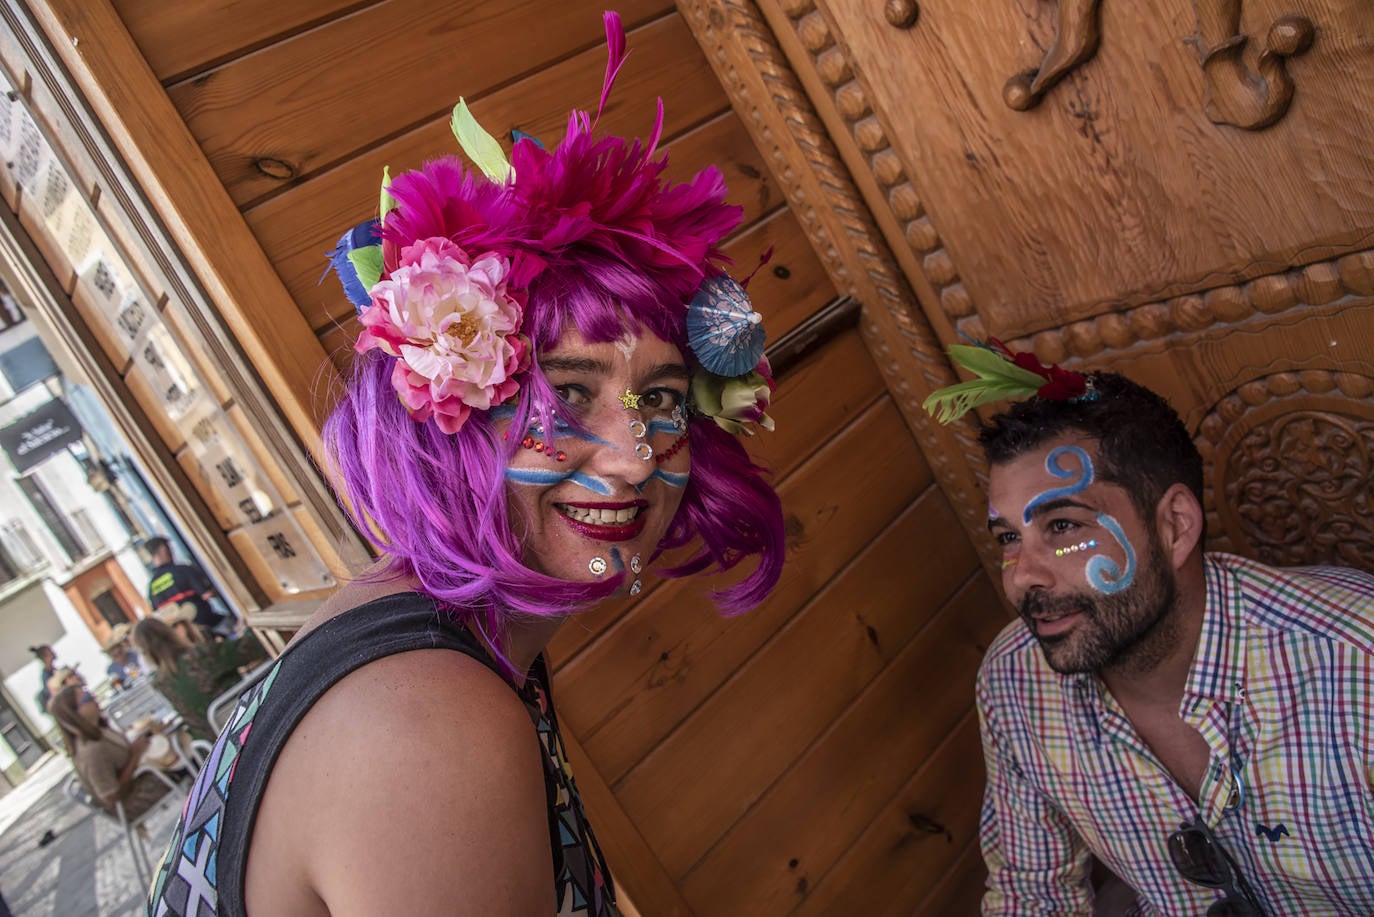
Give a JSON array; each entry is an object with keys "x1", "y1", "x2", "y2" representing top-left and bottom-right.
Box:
[{"x1": 1019, "y1": 534, "x2": 1179, "y2": 676}]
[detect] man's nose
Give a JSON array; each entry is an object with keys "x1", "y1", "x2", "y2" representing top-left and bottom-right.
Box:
[{"x1": 1007, "y1": 543, "x2": 1056, "y2": 595}]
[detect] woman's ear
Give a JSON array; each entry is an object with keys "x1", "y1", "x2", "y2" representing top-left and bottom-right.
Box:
[{"x1": 1155, "y1": 483, "x2": 1204, "y2": 569}]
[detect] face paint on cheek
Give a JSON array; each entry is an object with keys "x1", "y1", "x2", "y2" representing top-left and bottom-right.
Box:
[
  {"x1": 645, "y1": 418, "x2": 681, "y2": 438},
  {"x1": 503, "y1": 468, "x2": 616, "y2": 496},
  {"x1": 1085, "y1": 513, "x2": 1137, "y2": 595},
  {"x1": 550, "y1": 420, "x2": 611, "y2": 447},
  {"x1": 640, "y1": 468, "x2": 689, "y2": 491},
  {"x1": 1023, "y1": 445, "x2": 1095, "y2": 524}
]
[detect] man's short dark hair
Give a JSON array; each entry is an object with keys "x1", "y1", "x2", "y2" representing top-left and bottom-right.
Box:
[
  {"x1": 145, "y1": 536, "x2": 171, "y2": 557},
  {"x1": 978, "y1": 372, "x2": 1204, "y2": 524}
]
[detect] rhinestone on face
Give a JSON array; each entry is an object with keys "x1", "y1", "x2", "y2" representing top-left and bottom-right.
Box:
[
  {"x1": 588, "y1": 556, "x2": 608, "y2": 576},
  {"x1": 630, "y1": 554, "x2": 642, "y2": 574},
  {"x1": 629, "y1": 419, "x2": 647, "y2": 439},
  {"x1": 634, "y1": 442, "x2": 653, "y2": 461},
  {"x1": 629, "y1": 578, "x2": 643, "y2": 596}
]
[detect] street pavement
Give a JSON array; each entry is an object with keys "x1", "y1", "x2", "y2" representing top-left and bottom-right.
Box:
[{"x1": 0, "y1": 754, "x2": 182, "y2": 916}]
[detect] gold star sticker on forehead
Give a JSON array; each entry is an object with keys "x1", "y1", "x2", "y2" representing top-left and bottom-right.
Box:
[{"x1": 618, "y1": 388, "x2": 641, "y2": 410}]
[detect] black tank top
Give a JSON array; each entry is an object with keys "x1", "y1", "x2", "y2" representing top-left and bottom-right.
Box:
[{"x1": 144, "y1": 592, "x2": 618, "y2": 915}]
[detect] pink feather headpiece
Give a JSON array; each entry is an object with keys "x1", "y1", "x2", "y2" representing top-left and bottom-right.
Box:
[{"x1": 329, "y1": 11, "x2": 772, "y2": 436}]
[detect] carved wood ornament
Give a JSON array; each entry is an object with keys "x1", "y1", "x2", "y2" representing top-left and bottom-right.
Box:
[
  {"x1": 1199, "y1": 371, "x2": 1374, "y2": 569},
  {"x1": 676, "y1": 0, "x2": 999, "y2": 570},
  {"x1": 1003, "y1": 0, "x2": 1103, "y2": 112},
  {"x1": 1002, "y1": 0, "x2": 1315, "y2": 130}
]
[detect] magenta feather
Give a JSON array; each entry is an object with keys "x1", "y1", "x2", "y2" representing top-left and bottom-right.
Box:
[{"x1": 597, "y1": 11, "x2": 628, "y2": 128}]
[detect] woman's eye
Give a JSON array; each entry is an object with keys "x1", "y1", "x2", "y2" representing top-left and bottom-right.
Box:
[
  {"x1": 639, "y1": 387, "x2": 684, "y2": 411},
  {"x1": 554, "y1": 384, "x2": 592, "y2": 406}
]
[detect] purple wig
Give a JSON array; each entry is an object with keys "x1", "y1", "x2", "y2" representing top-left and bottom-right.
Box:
[
  {"x1": 322, "y1": 13, "x2": 784, "y2": 668},
  {"x1": 324, "y1": 266, "x2": 786, "y2": 659}
]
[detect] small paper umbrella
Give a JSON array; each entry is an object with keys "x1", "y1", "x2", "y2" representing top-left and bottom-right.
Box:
[{"x1": 686, "y1": 275, "x2": 767, "y2": 376}]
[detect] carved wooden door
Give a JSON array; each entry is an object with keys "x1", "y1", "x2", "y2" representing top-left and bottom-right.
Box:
[{"x1": 689, "y1": 0, "x2": 1374, "y2": 569}]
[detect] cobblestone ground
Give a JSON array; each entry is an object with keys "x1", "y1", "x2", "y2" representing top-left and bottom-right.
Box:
[{"x1": 0, "y1": 756, "x2": 183, "y2": 917}]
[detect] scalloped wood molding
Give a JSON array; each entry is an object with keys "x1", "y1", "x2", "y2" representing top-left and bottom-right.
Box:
[{"x1": 677, "y1": 0, "x2": 998, "y2": 571}]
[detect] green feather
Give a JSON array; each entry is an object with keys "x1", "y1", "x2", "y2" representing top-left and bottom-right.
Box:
[
  {"x1": 347, "y1": 244, "x2": 384, "y2": 293},
  {"x1": 921, "y1": 345, "x2": 1047, "y2": 424},
  {"x1": 379, "y1": 166, "x2": 396, "y2": 218},
  {"x1": 450, "y1": 99, "x2": 511, "y2": 182}
]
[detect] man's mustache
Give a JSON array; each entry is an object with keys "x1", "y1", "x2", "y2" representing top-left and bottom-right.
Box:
[{"x1": 1020, "y1": 591, "x2": 1096, "y2": 621}]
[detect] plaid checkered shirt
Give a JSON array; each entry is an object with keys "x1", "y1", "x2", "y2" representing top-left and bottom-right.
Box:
[{"x1": 977, "y1": 553, "x2": 1374, "y2": 915}]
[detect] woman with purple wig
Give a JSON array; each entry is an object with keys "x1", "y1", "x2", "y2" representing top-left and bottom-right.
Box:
[{"x1": 146, "y1": 13, "x2": 783, "y2": 917}]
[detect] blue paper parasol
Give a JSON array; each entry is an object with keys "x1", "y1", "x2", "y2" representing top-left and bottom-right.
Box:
[{"x1": 686, "y1": 275, "x2": 767, "y2": 376}]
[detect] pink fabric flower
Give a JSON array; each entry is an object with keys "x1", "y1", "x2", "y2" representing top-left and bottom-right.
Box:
[{"x1": 356, "y1": 237, "x2": 529, "y2": 434}]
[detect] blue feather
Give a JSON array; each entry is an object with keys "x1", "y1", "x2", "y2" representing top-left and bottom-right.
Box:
[{"x1": 325, "y1": 219, "x2": 381, "y2": 311}]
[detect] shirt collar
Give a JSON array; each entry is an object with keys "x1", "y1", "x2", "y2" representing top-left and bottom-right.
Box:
[{"x1": 1183, "y1": 555, "x2": 1247, "y2": 703}]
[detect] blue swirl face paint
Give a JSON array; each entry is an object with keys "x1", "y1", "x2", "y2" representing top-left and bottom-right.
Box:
[
  {"x1": 1086, "y1": 513, "x2": 1137, "y2": 594},
  {"x1": 504, "y1": 467, "x2": 614, "y2": 496},
  {"x1": 642, "y1": 468, "x2": 689, "y2": 490},
  {"x1": 1023, "y1": 445, "x2": 1095, "y2": 524}
]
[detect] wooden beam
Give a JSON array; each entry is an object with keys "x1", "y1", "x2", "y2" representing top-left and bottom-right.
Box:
[{"x1": 25, "y1": 0, "x2": 341, "y2": 463}]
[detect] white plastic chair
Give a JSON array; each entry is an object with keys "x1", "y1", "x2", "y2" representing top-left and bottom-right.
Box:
[
  {"x1": 206, "y1": 660, "x2": 275, "y2": 735},
  {"x1": 62, "y1": 766, "x2": 185, "y2": 888}
]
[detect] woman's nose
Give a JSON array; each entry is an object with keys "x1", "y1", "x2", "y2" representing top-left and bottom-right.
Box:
[{"x1": 581, "y1": 406, "x2": 657, "y2": 485}]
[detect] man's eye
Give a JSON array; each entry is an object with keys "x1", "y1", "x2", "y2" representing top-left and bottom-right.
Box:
[
  {"x1": 639, "y1": 388, "x2": 684, "y2": 411},
  {"x1": 1048, "y1": 519, "x2": 1078, "y2": 536},
  {"x1": 554, "y1": 384, "x2": 592, "y2": 406},
  {"x1": 995, "y1": 531, "x2": 1019, "y2": 547}
]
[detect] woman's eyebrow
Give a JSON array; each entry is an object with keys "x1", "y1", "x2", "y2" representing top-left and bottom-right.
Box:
[
  {"x1": 641, "y1": 362, "x2": 690, "y2": 383},
  {"x1": 539, "y1": 355, "x2": 612, "y2": 375}
]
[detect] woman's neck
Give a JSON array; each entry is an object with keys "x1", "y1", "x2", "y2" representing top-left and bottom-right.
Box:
[{"x1": 479, "y1": 613, "x2": 569, "y2": 685}]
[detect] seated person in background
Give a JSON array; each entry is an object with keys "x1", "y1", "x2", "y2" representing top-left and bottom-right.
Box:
[
  {"x1": 44, "y1": 665, "x2": 83, "y2": 707},
  {"x1": 144, "y1": 536, "x2": 236, "y2": 638},
  {"x1": 923, "y1": 350, "x2": 1374, "y2": 915},
  {"x1": 132, "y1": 616, "x2": 268, "y2": 741},
  {"x1": 102, "y1": 623, "x2": 144, "y2": 690},
  {"x1": 47, "y1": 683, "x2": 173, "y2": 819}
]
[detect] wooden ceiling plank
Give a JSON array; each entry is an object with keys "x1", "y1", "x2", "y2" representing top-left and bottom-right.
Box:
[
  {"x1": 246, "y1": 13, "x2": 730, "y2": 330},
  {"x1": 168, "y1": 0, "x2": 677, "y2": 207},
  {"x1": 111, "y1": 0, "x2": 373, "y2": 84}
]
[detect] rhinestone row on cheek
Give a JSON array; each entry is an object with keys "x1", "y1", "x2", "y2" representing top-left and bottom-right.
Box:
[{"x1": 1054, "y1": 539, "x2": 1098, "y2": 557}]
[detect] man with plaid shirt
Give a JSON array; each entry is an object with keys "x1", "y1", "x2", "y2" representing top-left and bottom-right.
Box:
[{"x1": 972, "y1": 372, "x2": 1373, "y2": 916}]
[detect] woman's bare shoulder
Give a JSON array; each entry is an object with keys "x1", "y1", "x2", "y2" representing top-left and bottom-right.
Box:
[{"x1": 244, "y1": 646, "x2": 552, "y2": 917}]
